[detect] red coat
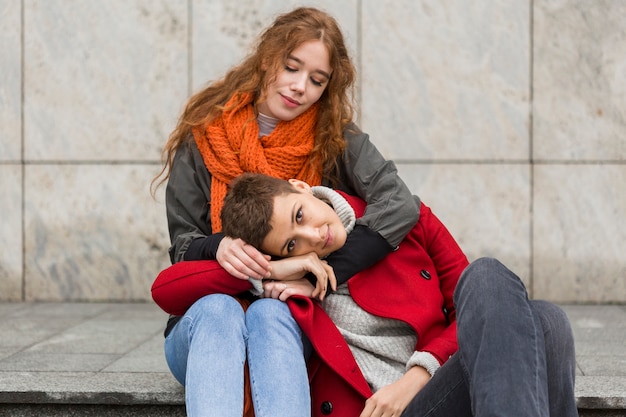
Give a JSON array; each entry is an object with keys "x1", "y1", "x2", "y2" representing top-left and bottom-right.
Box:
[{"x1": 152, "y1": 194, "x2": 469, "y2": 417}]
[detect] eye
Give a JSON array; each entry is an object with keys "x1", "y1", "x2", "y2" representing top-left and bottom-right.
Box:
[
  {"x1": 310, "y1": 77, "x2": 323, "y2": 87},
  {"x1": 286, "y1": 208, "x2": 304, "y2": 254},
  {"x1": 285, "y1": 65, "x2": 297, "y2": 73}
]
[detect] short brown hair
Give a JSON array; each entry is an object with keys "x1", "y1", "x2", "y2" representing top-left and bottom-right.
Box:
[{"x1": 222, "y1": 173, "x2": 299, "y2": 249}]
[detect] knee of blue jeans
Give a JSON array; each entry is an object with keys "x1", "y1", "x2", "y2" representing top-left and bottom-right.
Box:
[
  {"x1": 187, "y1": 293, "x2": 245, "y2": 321},
  {"x1": 245, "y1": 298, "x2": 292, "y2": 325},
  {"x1": 245, "y1": 298, "x2": 310, "y2": 357},
  {"x1": 245, "y1": 299, "x2": 300, "y2": 337}
]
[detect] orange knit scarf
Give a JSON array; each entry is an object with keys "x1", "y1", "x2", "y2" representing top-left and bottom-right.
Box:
[{"x1": 193, "y1": 92, "x2": 322, "y2": 232}]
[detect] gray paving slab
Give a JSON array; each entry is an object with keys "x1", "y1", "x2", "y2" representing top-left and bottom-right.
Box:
[
  {"x1": 103, "y1": 333, "x2": 170, "y2": 373},
  {"x1": 0, "y1": 352, "x2": 118, "y2": 372},
  {"x1": 28, "y1": 318, "x2": 163, "y2": 355},
  {"x1": 576, "y1": 355, "x2": 626, "y2": 377},
  {"x1": 561, "y1": 304, "x2": 626, "y2": 381}
]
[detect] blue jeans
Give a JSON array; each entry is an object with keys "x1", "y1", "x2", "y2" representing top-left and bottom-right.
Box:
[
  {"x1": 164, "y1": 294, "x2": 311, "y2": 417},
  {"x1": 402, "y1": 257, "x2": 578, "y2": 417}
]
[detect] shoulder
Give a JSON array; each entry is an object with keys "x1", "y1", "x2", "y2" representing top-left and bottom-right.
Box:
[
  {"x1": 342, "y1": 123, "x2": 367, "y2": 150},
  {"x1": 341, "y1": 124, "x2": 380, "y2": 164},
  {"x1": 167, "y1": 139, "x2": 213, "y2": 197},
  {"x1": 171, "y1": 139, "x2": 208, "y2": 175}
]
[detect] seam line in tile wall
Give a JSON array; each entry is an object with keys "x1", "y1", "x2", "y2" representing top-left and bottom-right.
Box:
[
  {"x1": 20, "y1": 0, "x2": 26, "y2": 301},
  {"x1": 20, "y1": 161, "x2": 164, "y2": 165},
  {"x1": 394, "y1": 160, "x2": 530, "y2": 165},
  {"x1": 393, "y1": 160, "x2": 624, "y2": 165},
  {"x1": 529, "y1": 0, "x2": 535, "y2": 297},
  {"x1": 188, "y1": 0, "x2": 193, "y2": 96},
  {"x1": 356, "y1": 0, "x2": 362, "y2": 121}
]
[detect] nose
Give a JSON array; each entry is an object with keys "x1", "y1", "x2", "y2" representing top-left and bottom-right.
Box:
[
  {"x1": 300, "y1": 225, "x2": 323, "y2": 245},
  {"x1": 291, "y1": 73, "x2": 307, "y2": 94}
]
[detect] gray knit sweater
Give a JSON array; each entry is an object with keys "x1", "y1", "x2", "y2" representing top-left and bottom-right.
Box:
[{"x1": 314, "y1": 187, "x2": 440, "y2": 392}]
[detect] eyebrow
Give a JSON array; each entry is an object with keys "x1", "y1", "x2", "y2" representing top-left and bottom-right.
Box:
[
  {"x1": 287, "y1": 55, "x2": 331, "y2": 80},
  {"x1": 279, "y1": 200, "x2": 299, "y2": 256}
]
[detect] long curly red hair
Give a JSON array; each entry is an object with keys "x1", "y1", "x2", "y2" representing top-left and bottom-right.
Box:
[{"x1": 152, "y1": 7, "x2": 356, "y2": 194}]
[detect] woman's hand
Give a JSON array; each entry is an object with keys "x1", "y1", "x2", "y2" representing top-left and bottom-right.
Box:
[
  {"x1": 268, "y1": 253, "x2": 337, "y2": 300},
  {"x1": 216, "y1": 236, "x2": 272, "y2": 281},
  {"x1": 359, "y1": 366, "x2": 431, "y2": 417},
  {"x1": 262, "y1": 278, "x2": 315, "y2": 301}
]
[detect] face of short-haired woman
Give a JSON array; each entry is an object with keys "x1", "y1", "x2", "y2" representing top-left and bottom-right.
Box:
[
  {"x1": 261, "y1": 183, "x2": 347, "y2": 259},
  {"x1": 256, "y1": 40, "x2": 331, "y2": 121}
]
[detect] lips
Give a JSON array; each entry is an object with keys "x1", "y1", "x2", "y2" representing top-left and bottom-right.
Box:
[
  {"x1": 324, "y1": 225, "x2": 333, "y2": 249},
  {"x1": 281, "y1": 94, "x2": 300, "y2": 108}
]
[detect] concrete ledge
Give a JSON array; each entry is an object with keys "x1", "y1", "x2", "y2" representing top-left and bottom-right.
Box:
[
  {"x1": 576, "y1": 376, "x2": 626, "y2": 410},
  {"x1": 0, "y1": 404, "x2": 185, "y2": 417},
  {"x1": 0, "y1": 372, "x2": 183, "y2": 405},
  {"x1": 0, "y1": 302, "x2": 624, "y2": 416}
]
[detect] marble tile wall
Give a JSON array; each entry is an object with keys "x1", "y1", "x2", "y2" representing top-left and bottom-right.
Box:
[{"x1": 0, "y1": 0, "x2": 623, "y2": 303}]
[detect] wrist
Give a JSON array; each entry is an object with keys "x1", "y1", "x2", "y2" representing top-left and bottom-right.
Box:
[
  {"x1": 406, "y1": 351, "x2": 440, "y2": 377},
  {"x1": 405, "y1": 365, "x2": 431, "y2": 391}
]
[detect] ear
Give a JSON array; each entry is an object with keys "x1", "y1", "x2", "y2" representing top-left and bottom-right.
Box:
[{"x1": 288, "y1": 179, "x2": 312, "y2": 193}]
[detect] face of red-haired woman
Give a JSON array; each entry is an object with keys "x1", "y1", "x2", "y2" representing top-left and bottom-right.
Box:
[{"x1": 257, "y1": 40, "x2": 332, "y2": 121}]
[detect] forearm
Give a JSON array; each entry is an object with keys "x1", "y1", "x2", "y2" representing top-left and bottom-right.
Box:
[
  {"x1": 183, "y1": 233, "x2": 225, "y2": 261},
  {"x1": 151, "y1": 260, "x2": 252, "y2": 316},
  {"x1": 324, "y1": 225, "x2": 393, "y2": 287},
  {"x1": 361, "y1": 366, "x2": 431, "y2": 417}
]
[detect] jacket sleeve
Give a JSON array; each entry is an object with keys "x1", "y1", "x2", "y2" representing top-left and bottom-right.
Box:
[
  {"x1": 321, "y1": 126, "x2": 421, "y2": 286},
  {"x1": 341, "y1": 125, "x2": 420, "y2": 249},
  {"x1": 151, "y1": 260, "x2": 253, "y2": 316},
  {"x1": 166, "y1": 141, "x2": 221, "y2": 263},
  {"x1": 418, "y1": 204, "x2": 469, "y2": 364}
]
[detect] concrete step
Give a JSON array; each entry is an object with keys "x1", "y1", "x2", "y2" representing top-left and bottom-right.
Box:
[{"x1": 0, "y1": 302, "x2": 624, "y2": 416}]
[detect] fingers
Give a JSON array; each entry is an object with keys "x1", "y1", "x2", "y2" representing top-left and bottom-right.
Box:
[
  {"x1": 236, "y1": 243, "x2": 271, "y2": 279},
  {"x1": 262, "y1": 279, "x2": 315, "y2": 300},
  {"x1": 312, "y1": 279, "x2": 327, "y2": 301},
  {"x1": 220, "y1": 262, "x2": 250, "y2": 281},
  {"x1": 262, "y1": 281, "x2": 286, "y2": 299},
  {"x1": 309, "y1": 259, "x2": 337, "y2": 301},
  {"x1": 217, "y1": 238, "x2": 271, "y2": 279},
  {"x1": 324, "y1": 261, "x2": 337, "y2": 291}
]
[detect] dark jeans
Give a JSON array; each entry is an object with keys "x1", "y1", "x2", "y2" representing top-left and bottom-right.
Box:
[{"x1": 402, "y1": 257, "x2": 578, "y2": 417}]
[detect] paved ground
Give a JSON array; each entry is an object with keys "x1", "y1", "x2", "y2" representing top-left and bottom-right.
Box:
[{"x1": 0, "y1": 302, "x2": 624, "y2": 413}]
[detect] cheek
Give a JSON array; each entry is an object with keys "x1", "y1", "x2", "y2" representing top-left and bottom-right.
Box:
[
  {"x1": 271, "y1": 71, "x2": 291, "y2": 89},
  {"x1": 308, "y1": 88, "x2": 325, "y2": 105},
  {"x1": 334, "y1": 229, "x2": 347, "y2": 251}
]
